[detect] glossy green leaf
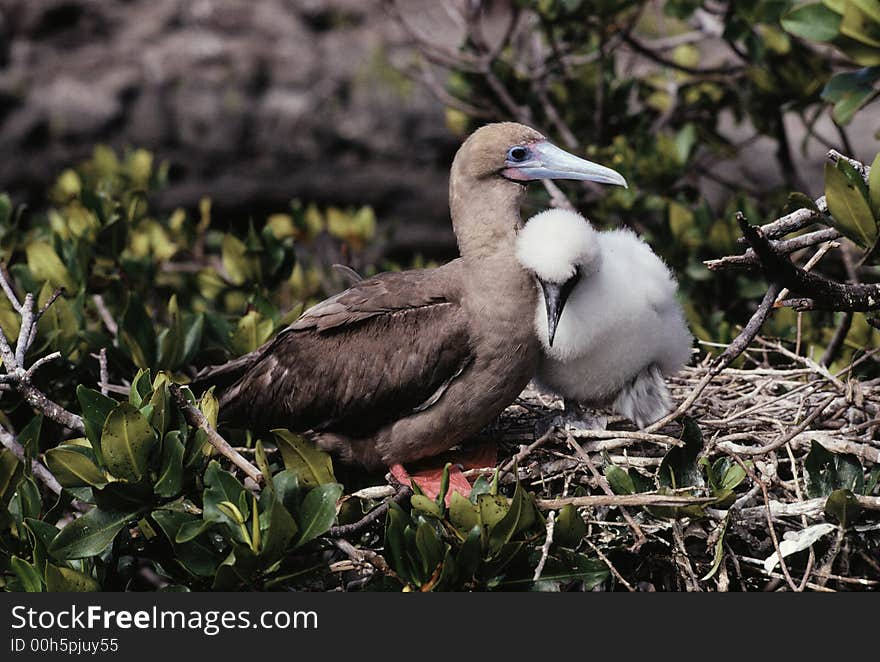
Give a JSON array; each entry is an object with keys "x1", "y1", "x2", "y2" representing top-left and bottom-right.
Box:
[
  {"x1": 10, "y1": 556, "x2": 42, "y2": 592},
  {"x1": 605, "y1": 464, "x2": 636, "y2": 495},
  {"x1": 45, "y1": 564, "x2": 100, "y2": 592},
  {"x1": 805, "y1": 440, "x2": 865, "y2": 497},
  {"x1": 154, "y1": 430, "x2": 184, "y2": 497},
  {"x1": 554, "y1": 504, "x2": 587, "y2": 548},
  {"x1": 100, "y1": 402, "x2": 157, "y2": 482},
  {"x1": 824, "y1": 488, "x2": 862, "y2": 527},
  {"x1": 384, "y1": 502, "x2": 412, "y2": 584},
  {"x1": 121, "y1": 294, "x2": 157, "y2": 369},
  {"x1": 157, "y1": 295, "x2": 185, "y2": 370},
  {"x1": 152, "y1": 509, "x2": 222, "y2": 578},
  {"x1": 659, "y1": 418, "x2": 704, "y2": 489},
  {"x1": 840, "y1": 2, "x2": 880, "y2": 47},
  {"x1": 825, "y1": 162, "x2": 878, "y2": 248},
  {"x1": 203, "y1": 460, "x2": 249, "y2": 543},
  {"x1": 869, "y1": 151, "x2": 880, "y2": 216},
  {"x1": 487, "y1": 480, "x2": 535, "y2": 555},
  {"x1": 0, "y1": 449, "x2": 21, "y2": 503},
  {"x1": 781, "y1": 3, "x2": 842, "y2": 41},
  {"x1": 26, "y1": 241, "x2": 76, "y2": 291},
  {"x1": 45, "y1": 444, "x2": 107, "y2": 488},
  {"x1": 449, "y1": 491, "x2": 480, "y2": 532},
  {"x1": 414, "y1": 519, "x2": 444, "y2": 579},
  {"x1": 49, "y1": 507, "x2": 140, "y2": 559},
  {"x1": 273, "y1": 429, "x2": 335, "y2": 488},
  {"x1": 294, "y1": 483, "x2": 342, "y2": 547},
  {"x1": 76, "y1": 385, "x2": 116, "y2": 466},
  {"x1": 259, "y1": 497, "x2": 299, "y2": 563}
]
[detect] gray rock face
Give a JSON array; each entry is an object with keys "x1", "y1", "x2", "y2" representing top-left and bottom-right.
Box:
[{"x1": 0, "y1": 0, "x2": 459, "y2": 256}]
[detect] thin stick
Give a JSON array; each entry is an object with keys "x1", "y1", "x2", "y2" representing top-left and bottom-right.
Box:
[
  {"x1": 169, "y1": 384, "x2": 262, "y2": 485},
  {"x1": 0, "y1": 426, "x2": 62, "y2": 495},
  {"x1": 532, "y1": 510, "x2": 556, "y2": 582},
  {"x1": 565, "y1": 433, "x2": 647, "y2": 548},
  {"x1": 329, "y1": 486, "x2": 412, "y2": 538},
  {"x1": 536, "y1": 493, "x2": 714, "y2": 510}
]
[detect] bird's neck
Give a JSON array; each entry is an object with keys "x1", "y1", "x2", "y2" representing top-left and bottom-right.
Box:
[{"x1": 450, "y1": 177, "x2": 526, "y2": 265}]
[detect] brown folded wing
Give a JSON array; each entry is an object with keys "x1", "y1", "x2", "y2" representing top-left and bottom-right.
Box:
[{"x1": 220, "y1": 266, "x2": 472, "y2": 436}]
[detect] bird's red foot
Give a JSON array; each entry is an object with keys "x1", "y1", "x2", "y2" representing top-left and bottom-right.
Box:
[{"x1": 389, "y1": 441, "x2": 497, "y2": 505}]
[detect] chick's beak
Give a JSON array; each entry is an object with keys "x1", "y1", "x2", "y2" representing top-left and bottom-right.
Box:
[{"x1": 540, "y1": 274, "x2": 579, "y2": 348}]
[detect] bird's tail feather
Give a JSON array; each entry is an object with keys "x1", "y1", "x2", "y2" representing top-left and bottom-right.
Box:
[
  {"x1": 613, "y1": 365, "x2": 671, "y2": 429},
  {"x1": 188, "y1": 350, "x2": 261, "y2": 395}
]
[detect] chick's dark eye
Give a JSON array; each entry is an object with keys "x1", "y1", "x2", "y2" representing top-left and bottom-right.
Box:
[{"x1": 507, "y1": 146, "x2": 529, "y2": 162}]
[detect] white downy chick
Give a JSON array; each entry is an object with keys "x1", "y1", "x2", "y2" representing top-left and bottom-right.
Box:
[{"x1": 516, "y1": 209, "x2": 692, "y2": 428}]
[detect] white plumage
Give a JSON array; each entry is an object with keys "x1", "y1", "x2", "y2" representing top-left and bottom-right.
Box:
[{"x1": 516, "y1": 209, "x2": 693, "y2": 428}]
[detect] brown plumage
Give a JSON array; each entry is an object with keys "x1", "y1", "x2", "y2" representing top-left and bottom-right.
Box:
[{"x1": 199, "y1": 122, "x2": 626, "y2": 468}]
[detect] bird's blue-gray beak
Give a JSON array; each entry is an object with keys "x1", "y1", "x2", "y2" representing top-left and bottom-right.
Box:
[{"x1": 503, "y1": 140, "x2": 628, "y2": 187}]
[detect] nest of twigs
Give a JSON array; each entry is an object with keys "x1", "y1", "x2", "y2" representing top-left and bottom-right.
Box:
[{"x1": 481, "y1": 337, "x2": 880, "y2": 592}]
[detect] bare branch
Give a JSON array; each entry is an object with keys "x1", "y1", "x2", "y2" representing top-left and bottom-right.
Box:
[{"x1": 169, "y1": 384, "x2": 263, "y2": 485}]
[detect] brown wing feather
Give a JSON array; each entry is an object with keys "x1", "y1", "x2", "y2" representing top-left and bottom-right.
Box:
[{"x1": 220, "y1": 265, "x2": 472, "y2": 436}]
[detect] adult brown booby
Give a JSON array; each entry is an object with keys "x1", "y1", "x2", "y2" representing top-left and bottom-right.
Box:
[{"x1": 201, "y1": 123, "x2": 627, "y2": 468}]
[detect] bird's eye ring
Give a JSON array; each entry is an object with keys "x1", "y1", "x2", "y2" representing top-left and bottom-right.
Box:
[{"x1": 507, "y1": 146, "x2": 530, "y2": 162}]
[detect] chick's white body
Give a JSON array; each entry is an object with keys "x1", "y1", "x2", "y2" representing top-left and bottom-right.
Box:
[{"x1": 516, "y1": 209, "x2": 692, "y2": 427}]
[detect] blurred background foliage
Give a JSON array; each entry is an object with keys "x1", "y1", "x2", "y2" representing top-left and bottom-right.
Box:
[{"x1": 0, "y1": 0, "x2": 879, "y2": 591}]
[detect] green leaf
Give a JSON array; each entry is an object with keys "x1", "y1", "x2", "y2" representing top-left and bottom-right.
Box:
[
  {"x1": 870, "y1": 151, "x2": 880, "y2": 216},
  {"x1": 455, "y1": 525, "x2": 482, "y2": 584},
  {"x1": 10, "y1": 556, "x2": 42, "y2": 592},
  {"x1": 449, "y1": 491, "x2": 480, "y2": 532},
  {"x1": 49, "y1": 507, "x2": 140, "y2": 559},
  {"x1": 659, "y1": 418, "x2": 704, "y2": 489},
  {"x1": 0, "y1": 449, "x2": 22, "y2": 503},
  {"x1": 157, "y1": 295, "x2": 185, "y2": 370},
  {"x1": 824, "y1": 488, "x2": 862, "y2": 527},
  {"x1": 152, "y1": 509, "x2": 222, "y2": 578},
  {"x1": 230, "y1": 310, "x2": 274, "y2": 356},
  {"x1": 44, "y1": 564, "x2": 100, "y2": 592},
  {"x1": 781, "y1": 3, "x2": 842, "y2": 42},
  {"x1": 0, "y1": 193, "x2": 10, "y2": 226},
  {"x1": 825, "y1": 162, "x2": 878, "y2": 248},
  {"x1": 477, "y1": 493, "x2": 510, "y2": 545},
  {"x1": 487, "y1": 480, "x2": 535, "y2": 555},
  {"x1": 294, "y1": 483, "x2": 342, "y2": 547},
  {"x1": 259, "y1": 497, "x2": 299, "y2": 564},
  {"x1": 45, "y1": 444, "x2": 107, "y2": 488},
  {"x1": 10, "y1": 477, "x2": 42, "y2": 522},
  {"x1": 821, "y1": 68, "x2": 880, "y2": 124},
  {"x1": 25, "y1": 241, "x2": 76, "y2": 291},
  {"x1": 554, "y1": 504, "x2": 587, "y2": 548},
  {"x1": 24, "y1": 518, "x2": 59, "y2": 572},
  {"x1": 805, "y1": 441, "x2": 865, "y2": 497},
  {"x1": 605, "y1": 464, "x2": 636, "y2": 494},
  {"x1": 411, "y1": 494, "x2": 442, "y2": 517},
  {"x1": 121, "y1": 294, "x2": 157, "y2": 369},
  {"x1": 203, "y1": 460, "x2": 249, "y2": 543},
  {"x1": 273, "y1": 429, "x2": 335, "y2": 488},
  {"x1": 221, "y1": 234, "x2": 258, "y2": 286},
  {"x1": 384, "y1": 502, "x2": 412, "y2": 584},
  {"x1": 36, "y1": 284, "x2": 77, "y2": 355},
  {"x1": 147, "y1": 380, "x2": 170, "y2": 437},
  {"x1": 414, "y1": 519, "x2": 445, "y2": 580},
  {"x1": 100, "y1": 402, "x2": 157, "y2": 482},
  {"x1": 76, "y1": 385, "x2": 116, "y2": 466},
  {"x1": 154, "y1": 430, "x2": 184, "y2": 497},
  {"x1": 840, "y1": 1, "x2": 880, "y2": 46}
]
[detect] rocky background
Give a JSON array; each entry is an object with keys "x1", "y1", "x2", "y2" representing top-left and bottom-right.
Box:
[
  {"x1": 1, "y1": 0, "x2": 877, "y2": 261},
  {"x1": 0, "y1": 0, "x2": 463, "y2": 257}
]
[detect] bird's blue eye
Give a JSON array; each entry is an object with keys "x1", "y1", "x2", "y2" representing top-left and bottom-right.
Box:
[{"x1": 507, "y1": 146, "x2": 530, "y2": 162}]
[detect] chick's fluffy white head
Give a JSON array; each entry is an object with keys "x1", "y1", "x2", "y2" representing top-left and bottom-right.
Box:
[{"x1": 516, "y1": 209, "x2": 600, "y2": 284}]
